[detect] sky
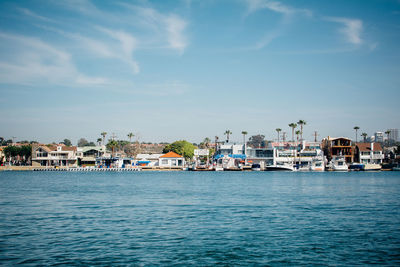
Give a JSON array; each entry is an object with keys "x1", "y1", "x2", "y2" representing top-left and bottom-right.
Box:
[{"x1": 0, "y1": 0, "x2": 399, "y2": 144}]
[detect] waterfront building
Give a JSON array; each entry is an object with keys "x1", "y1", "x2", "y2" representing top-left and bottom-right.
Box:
[
  {"x1": 95, "y1": 157, "x2": 134, "y2": 168},
  {"x1": 214, "y1": 144, "x2": 246, "y2": 169},
  {"x1": 31, "y1": 144, "x2": 78, "y2": 167},
  {"x1": 246, "y1": 141, "x2": 324, "y2": 169},
  {"x1": 135, "y1": 153, "x2": 164, "y2": 166},
  {"x1": 354, "y1": 142, "x2": 384, "y2": 164},
  {"x1": 158, "y1": 151, "x2": 185, "y2": 167},
  {"x1": 76, "y1": 146, "x2": 109, "y2": 166},
  {"x1": 321, "y1": 137, "x2": 353, "y2": 163}
]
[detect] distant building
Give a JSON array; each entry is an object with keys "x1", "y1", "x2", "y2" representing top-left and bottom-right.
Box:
[
  {"x1": 374, "y1": 132, "x2": 384, "y2": 143},
  {"x1": 354, "y1": 142, "x2": 384, "y2": 164},
  {"x1": 388, "y1": 129, "x2": 399, "y2": 142}
]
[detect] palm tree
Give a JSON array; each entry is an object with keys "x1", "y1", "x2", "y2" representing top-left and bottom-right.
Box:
[
  {"x1": 224, "y1": 130, "x2": 232, "y2": 143},
  {"x1": 353, "y1": 126, "x2": 360, "y2": 143},
  {"x1": 297, "y1": 120, "x2": 306, "y2": 141},
  {"x1": 127, "y1": 132, "x2": 134, "y2": 143},
  {"x1": 361, "y1": 132, "x2": 368, "y2": 142},
  {"x1": 108, "y1": 139, "x2": 119, "y2": 157},
  {"x1": 295, "y1": 130, "x2": 301, "y2": 143},
  {"x1": 202, "y1": 137, "x2": 210, "y2": 148},
  {"x1": 97, "y1": 138, "x2": 102, "y2": 146},
  {"x1": 276, "y1": 128, "x2": 282, "y2": 143},
  {"x1": 241, "y1": 131, "x2": 248, "y2": 162},
  {"x1": 241, "y1": 131, "x2": 248, "y2": 145},
  {"x1": 288, "y1": 123, "x2": 297, "y2": 142},
  {"x1": 101, "y1": 132, "x2": 107, "y2": 145},
  {"x1": 385, "y1": 130, "x2": 391, "y2": 145}
]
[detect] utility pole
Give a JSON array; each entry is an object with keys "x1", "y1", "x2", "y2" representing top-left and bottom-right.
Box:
[
  {"x1": 282, "y1": 132, "x2": 287, "y2": 143},
  {"x1": 313, "y1": 131, "x2": 319, "y2": 142}
]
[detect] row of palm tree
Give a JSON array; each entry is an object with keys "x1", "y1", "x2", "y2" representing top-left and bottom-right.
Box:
[
  {"x1": 98, "y1": 132, "x2": 136, "y2": 156},
  {"x1": 222, "y1": 130, "x2": 248, "y2": 145},
  {"x1": 354, "y1": 126, "x2": 392, "y2": 143},
  {"x1": 274, "y1": 120, "x2": 307, "y2": 143}
]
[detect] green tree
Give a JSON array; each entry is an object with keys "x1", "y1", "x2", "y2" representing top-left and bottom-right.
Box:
[
  {"x1": 97, "y1": 138, "x2": 102, "y2": 146},
  {"x1": 224, "y1": 130, "x2": 232, "y2": 143},
  {"x1": 354, "y1": 126, "x2": 360, "y2": 143},
  {"x1": 288, "y1": 123, "x2": 297, "y2": 142},
  {"x1": 297, "y1": 120, "x2": 306, "y2": 141},
  {"x1": 127, "y1": 132, "x2": 135, "y2": 143},
  {"x1": 361, "y1": 132, "x2": 368, "y2": 142},
  {"x1": 385, "y1": 130, "x2": 391, "y2": 146},
  {"x1": 163, "y1": 140, "x2": 196, "y2": 160},
  {"x1": 107, "y1": 140, "x2": 119, "y2": 157},
  {"x1": 247, "y1": 135, "x2": 265, "y2": 148},
  {"x1": 77, "y1": 138, "x2": 89, "y2": 147},
  {"x1": 101, "y1": 132, "x2": 107, "y2": 145},
  {"x1": 275, "y1": 128, "x2": 282, "y2": 143},
  {"x1": 63, "y1": 139, "x2": 72, "y2": 146}
]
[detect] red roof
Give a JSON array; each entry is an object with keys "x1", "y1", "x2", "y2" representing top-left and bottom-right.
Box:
[
  {"x1": 356, "y1": 142, "x2": 382, "y2": 152},
  {"x1": 160, "y1": 151, "x2": 183, "y2": 158}
]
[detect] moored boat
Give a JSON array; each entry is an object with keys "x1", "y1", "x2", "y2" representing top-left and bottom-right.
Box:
[{"x1": 329, "y1": 156, "x2": 348, "y2": 171}]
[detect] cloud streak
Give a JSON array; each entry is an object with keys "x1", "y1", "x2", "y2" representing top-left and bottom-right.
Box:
[
  {"x1": 0, "y1": 32, "x2": 107, "y2": 86},
  {"x1": 326, "y1": 17, "x2": 363, "y2": 45}
]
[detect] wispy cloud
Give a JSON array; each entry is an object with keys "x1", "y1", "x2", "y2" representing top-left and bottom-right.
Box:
[
  {"x1": 119, "y1": 3, "x2": 189, "y2": 53},
  {"x1": 243, "y1": 0, "x2": 312, "y2": 50},
  {"x1": 245, "y1": 0, "x2": 312, "y2": 17},
  {"x1": 16, "y1": 7, "x2": 55, "y2": 22},
  {"x1": 165, "y1": 15, "x2": 188, "y2": 53},
  {"x1": 325, "y1": 17, "x2": 363, "y2": 45},
  {"x1": 96, "y1": 27, "x2": 139, "y2": 74},
  {"x1": 0, "y1": 32, "x2": 107, "y2": 86}
]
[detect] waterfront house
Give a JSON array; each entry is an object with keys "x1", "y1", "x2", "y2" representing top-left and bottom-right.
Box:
[
  {"x1": 322, "y1": 137, "x2": 353, "y2": 163},
  {"x1": 135, "y1": 153, "x2": 163, "y2": 166},
  {"x1": 31, "y1": 144, "x2": 78, "y2": 167},
  {"x1": 158, "y1": 151, "x2": 185, "y2": 168},
  {"x1": 354, "y1": 143, "x2": 384, "y2": 164},
  {"x1": 76, "y1": 146, "x2": 109, "y2": 166}
]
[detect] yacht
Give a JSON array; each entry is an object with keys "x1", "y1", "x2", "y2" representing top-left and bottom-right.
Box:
[
  {"x1": 329, "y1": 156, "x2": 348, "y2": 171},
  {"x1": 309, "y1": 159, "x2": 325, "y2": 171},
  {"x1": 364, "y1": 163, "x2": 381, "y2": 171},
  {"x1": 266, "y1": 163, "x2": 295, "y2": 171}
]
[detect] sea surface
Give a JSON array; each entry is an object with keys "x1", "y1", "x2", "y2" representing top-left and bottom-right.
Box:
[{"x1": 0, "y1": 171, "x2": 400, "y2": 266}]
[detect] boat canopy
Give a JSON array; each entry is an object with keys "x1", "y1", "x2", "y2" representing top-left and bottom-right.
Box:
[{"x1": 214, "y1": 154, "x2": 246, "y2": 159}]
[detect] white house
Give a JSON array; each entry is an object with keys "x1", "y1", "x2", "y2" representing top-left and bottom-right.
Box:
[
  {"x1": 32, "y1": 145, "x2": 78, "y2": 167},
  {"x1": 135, "y1": 153, "x2": 163, "y2": 166},
  {"x1": 355, "y1": 142, "x2": 384, "y2": 164},
  {"x1": 158, "y1": 151, "x2": 185, "y2": 168}
]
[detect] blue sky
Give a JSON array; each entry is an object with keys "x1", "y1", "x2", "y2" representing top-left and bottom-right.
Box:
[{"x1": 0, "y1": 0, "x2": 399, "y2": 144}]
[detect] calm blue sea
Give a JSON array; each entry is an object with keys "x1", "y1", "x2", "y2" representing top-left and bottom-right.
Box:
[{"x1": 0, "y1": 171, "x2": 400, "y2": 266}]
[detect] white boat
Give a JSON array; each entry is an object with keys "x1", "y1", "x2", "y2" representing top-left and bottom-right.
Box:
[
  {"x1": 266, "y1": 163, "x2": 295, "y2": 171},
  {"x1": 364, "y1": 163, "x2": 381, "y2": 171},
  {"x1": 214, "y1": 165, "x2": 224, "y2": 171},
  {"x1": 310, "y1": 159, "x2": 325, "y2": 171},
  {"x1": 329, "y1": 156, "x2": 348, "y2": 171},
  {"x1": 251, "y1": 164, "x2": 261, "y2": 171}
]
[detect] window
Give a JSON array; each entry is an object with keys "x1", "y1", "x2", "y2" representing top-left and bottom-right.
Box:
[{"x1": 162, "y1": 159, "x2": 168, "y2": 165}]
